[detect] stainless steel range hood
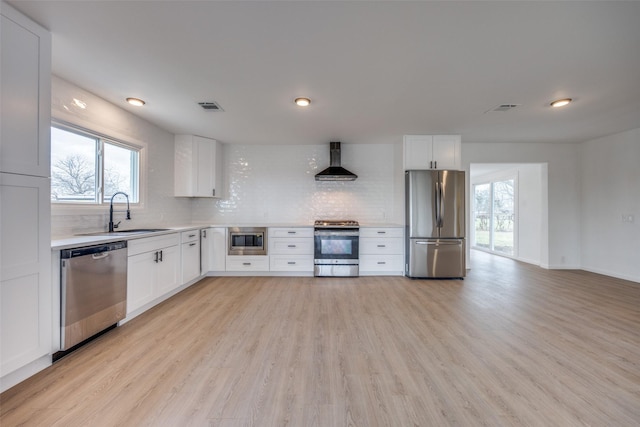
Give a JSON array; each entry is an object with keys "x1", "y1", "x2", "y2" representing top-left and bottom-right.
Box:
[{"x1": 315, "y1": 142, "x2": 358, "y2": 181}]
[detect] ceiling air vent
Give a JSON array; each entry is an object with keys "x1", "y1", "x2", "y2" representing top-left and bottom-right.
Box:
[
  {"x1": 198, "y1": 101, "x2": 224, "y2": 111},
  {"x1": 486, "y1": 104, "x2": 521, "y2": 113}
]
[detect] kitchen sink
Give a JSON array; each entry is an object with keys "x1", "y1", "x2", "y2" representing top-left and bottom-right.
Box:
[{"x1": 78, "y1": 228, "x2": 171, "y2": 236}]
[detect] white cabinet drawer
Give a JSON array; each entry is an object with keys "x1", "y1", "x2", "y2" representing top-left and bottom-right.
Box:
[
  {"x1": 359, "y1": 227, "x2": 403, "y2": 238},
  {"x1": 360, "y1": 255, "x2": 404, "y2": 272},
  {"x1": 269, "y1": 227, "x2": 314, "y2": 238},
  {"x1": 128, "y1": 233, "x2": 180, "y2": 256},
  {"x1": 270, "y1": 255, "x2": 314, "y2": 272},
  {"x1": 360, "y1": 237, "x2": 404, "y2": 254},
  {"x1": 270, "y1": 238, "x2": 314, "y2": 255},
  {"x1": 181, "y1": 230, "x2": 200, "y2": 243},
  {"x1": 226, "y1": 256, "x2": 269, "y2": 271}
]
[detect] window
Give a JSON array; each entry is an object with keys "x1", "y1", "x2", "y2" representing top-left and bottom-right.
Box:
[
  {"x1": 51, "y1": 125, "x2": 140, "y2": 203},
  {"x1": 473, "y1": 177, "x2": 516, "y2": 256}
]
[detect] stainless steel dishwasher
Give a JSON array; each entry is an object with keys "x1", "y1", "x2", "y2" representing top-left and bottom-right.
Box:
[{"x1": 59, "y1": 241, "x2": 128, "y2": 353}]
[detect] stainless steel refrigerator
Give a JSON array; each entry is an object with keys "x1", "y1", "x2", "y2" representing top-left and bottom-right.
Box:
[{"x1": 405, "y1": 170, "x2": 465, "y2": 278}]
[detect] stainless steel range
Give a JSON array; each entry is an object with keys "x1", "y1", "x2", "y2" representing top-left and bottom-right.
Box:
[{"x1": 314, "y1": 220, "x2": 359, "y2": 277}]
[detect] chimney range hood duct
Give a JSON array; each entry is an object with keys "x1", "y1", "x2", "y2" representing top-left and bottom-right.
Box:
[{"x1": 315, "y1": 142, "x2": 358, "y2": 181}]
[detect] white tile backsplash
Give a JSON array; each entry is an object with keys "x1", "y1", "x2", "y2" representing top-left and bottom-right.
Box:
[{"x1": 192, "y1": 143, "x2": 403, "y2": 225}]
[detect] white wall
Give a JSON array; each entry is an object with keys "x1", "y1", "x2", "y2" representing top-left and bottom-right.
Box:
[
  {"x1": 517, "y1": 164, "x2": 544, "y2": 265},
  {"x1": 463, "y1": 142, "x2": 581, "y2": 269},
  {"x1": 580, "y1": 128, "x2": 640, "y2": 282},
  {"x1": 50, "y1": 76, "x2": 193, "y2": 237},
  {"x1": 191, "y1": 142, "x2": 405, "y2": 225}
]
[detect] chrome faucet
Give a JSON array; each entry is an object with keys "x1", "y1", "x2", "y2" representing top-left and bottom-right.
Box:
[{"x1": 108, "y1": 192, "x2": 131, "y2": 232}]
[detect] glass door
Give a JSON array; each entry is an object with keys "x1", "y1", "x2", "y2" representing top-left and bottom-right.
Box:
[
  {"x1": 473, "y1": 183, "x2": 491, "y2": 250},
  {"x1": 492, "y1": 179, "x2": 515, "y2": 255},
  {"x1": 472, "y1": 178, "x2": 516, "y2": 256}
]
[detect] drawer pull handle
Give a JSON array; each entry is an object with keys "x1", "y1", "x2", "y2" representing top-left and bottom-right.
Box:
[
  {"x1": 377, "y1": 231, "x2": 386, "y2": 234},
  {"x1": 287, "y1": 231, "x2": 297, "y2": 234},
  {"x1": 243, "y1": 262, "x2": 251, "y2": 266},
  {"x1": 188, "y1": 234, "x2": 196, "y2": 238},
  {"x1": 287, "y1": 261, "x2": 296, "y2": 265},
  {"x1": 189, "y1": 243, "x2": 197, "y2": 247},
  {"x1": 377, "y1": 245, "x2": 386, "y2": 248},
  {"x1": 377, "y1": 261, "x2": 386, "y2": 265},
  {"x1": 288, "y1": 245, "x2": 296, "y2": 248}
]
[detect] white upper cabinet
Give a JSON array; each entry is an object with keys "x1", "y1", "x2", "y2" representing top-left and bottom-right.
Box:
[
  {"x1": 0, "y1": 6, "x2": 51, "y2": 177},
  {"x1": 403, "y1": 135, "x2": 461, "y2": 170},
  {"x1": 174, "y1": 135, "x2": 223, "y2": 198}
]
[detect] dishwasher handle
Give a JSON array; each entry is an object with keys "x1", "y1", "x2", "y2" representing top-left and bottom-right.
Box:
[
  {"x1": 91, "y1": 252, "x2": 110, "y2": 260},
  {"x1": 61, "y1": 241, "x2": 127, "y2": 258}
]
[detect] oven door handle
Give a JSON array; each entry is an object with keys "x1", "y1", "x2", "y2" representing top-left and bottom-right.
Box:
[{"x1": 314, "y1": 231, "x2": 359, "y2": 237}]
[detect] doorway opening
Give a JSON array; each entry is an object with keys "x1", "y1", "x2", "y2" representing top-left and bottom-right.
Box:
[{"x1": 470, "y1": 163, "x2": 547, "y2": 266}]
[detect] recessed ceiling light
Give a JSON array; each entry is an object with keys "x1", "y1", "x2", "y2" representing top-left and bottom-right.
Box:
[
  {"x1": 550, "y1": 98, "x2": 572, "y2": 108},
  {"x1": 294, "y1": 97, "x2": 311, "y2": 107},
  {"x1": 126, "y1": 97, "x2": 146, "y2": 107}
]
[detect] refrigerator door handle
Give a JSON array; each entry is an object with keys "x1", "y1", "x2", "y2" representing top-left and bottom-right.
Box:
[
  {"x1": 434, "y1": 181, "x2": 440, "y2": 226},
  {"x1": 436, "y1": 181, "x2": 444, "y2": 228},
  {"x1": 415, "y1": 240, "x2": 462, "y2": 246}
]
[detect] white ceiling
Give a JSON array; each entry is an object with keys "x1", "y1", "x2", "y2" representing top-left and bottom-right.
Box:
[{"x1": 8, "y1": 0, "x2": 640, "y2": 146}]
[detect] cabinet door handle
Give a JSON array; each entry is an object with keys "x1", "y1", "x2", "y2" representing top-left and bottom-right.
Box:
[
  {"x1": 154, "y1": 251, "x2": 159, "y2": 263},
  {"x1": 159, "y1": 250, "x2": 163, "y2": 262},
  {"x1": 434, "y1": 160, "x2": 437, "y2": 169},
  {"x1": 202, "y1": 230, "x2": 207, "y2": 238},
  {"x1": 430, "y1": 160, "x2": 433, "y2": 169},
  {"x1": 212, "y1": 189, "x2": 216, "y2": 197},
  {"x1": 243, "y1": 262, "x2": 251, "y2": 266}
]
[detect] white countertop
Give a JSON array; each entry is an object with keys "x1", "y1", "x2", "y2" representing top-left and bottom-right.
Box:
[
  {"x1": 51, "y1": 225, "x2": 200, "y2": 250},
  {"x1": 51, "y1": 223, "x2": 404, "y2": 250}
]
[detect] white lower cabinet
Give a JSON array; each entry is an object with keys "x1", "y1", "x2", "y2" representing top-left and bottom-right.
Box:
[
  {"x1": 359, "y1": 227, "x2": 404, "y2": 276},
  {"x1": 201, "y1": 227, "x2": 226, "y2": 273},
  {"x1": 180, "y1": 230, "x2": 201, "y2": 284},
  {"x1": 268, "y1": 227, "x2": 314, "y2": 274},
  {"x1": 0, "y1": 173, "x2": 51, "y2": 389},
  {"x1": 126, "y1": 233, "x2": 180, "y2": 315}
]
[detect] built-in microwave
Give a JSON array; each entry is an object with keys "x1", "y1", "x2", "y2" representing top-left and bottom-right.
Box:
[{"x1": 228, "y1": 227, "x2": 267, "y2": 255}]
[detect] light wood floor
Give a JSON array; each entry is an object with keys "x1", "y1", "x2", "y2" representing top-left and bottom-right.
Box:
[{"x1": 2, "y1": 251, "x2": 639, "y2": 426}]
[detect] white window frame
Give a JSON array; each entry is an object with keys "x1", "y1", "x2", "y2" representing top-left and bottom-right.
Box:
[{"x1": 51, "y1": 120, "x2": 147, "y2": 215}]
